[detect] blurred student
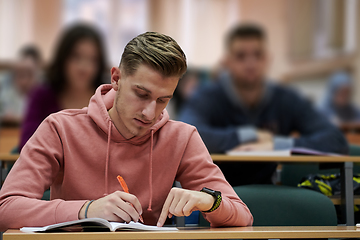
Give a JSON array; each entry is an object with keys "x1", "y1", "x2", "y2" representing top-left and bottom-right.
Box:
[
  {"x1": 0, "y1": 45, "x2": 42, "y2": 125},
  {"x1": 19, "y1": 23, "x2": 107, "y2": 150},
  {"x1": 319, "y1": 71, "x2": 360, "y2": 125},
  {"x1": 179, "y1": 24, "x2": 348, "y2": 186}
]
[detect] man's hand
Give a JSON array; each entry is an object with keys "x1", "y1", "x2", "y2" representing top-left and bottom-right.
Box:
[
  {"x1": 157, "y1": 188, "x2": 214, "y2": 227},
  {"x1": 229, "y1": 129, "x2": 274, "y2": 152},
  {"x1": 257, "y1": 130, "x2": 273, "y2": 142},
  {"x1": 79, "y1": 191, "x2": 142, "y2": 223},
  {"x1": 232, "y1": 140, "x2": 274, "y2": 151}
]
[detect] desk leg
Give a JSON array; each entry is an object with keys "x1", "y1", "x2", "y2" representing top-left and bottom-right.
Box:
[
  {"x1": 341, "y1": 161, "x2": 354, "y2": 226},
  {"x1": 175, "y1": 216, "x2": 185, "y2": 227}
]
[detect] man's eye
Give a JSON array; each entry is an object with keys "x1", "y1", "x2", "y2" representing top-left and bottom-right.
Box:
[
  {"x1": 157, "y1": 99, "x2": 166, "y2": 104},
  {"x1": 136, "y1": 92, "x2": 148, "y2": 98}
]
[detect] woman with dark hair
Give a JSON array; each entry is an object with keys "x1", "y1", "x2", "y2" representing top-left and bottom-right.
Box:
[{"x1": 19, "y1": 23, "x2": 107, "y2": 150}]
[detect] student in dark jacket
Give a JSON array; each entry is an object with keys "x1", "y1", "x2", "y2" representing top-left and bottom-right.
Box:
[{"x1": 179, "y1": 23, "x2": 348, "y2": 186}]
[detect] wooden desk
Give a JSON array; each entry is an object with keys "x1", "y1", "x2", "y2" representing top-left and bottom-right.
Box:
[
  {"x1": 345, "y1": 133, "x2": 360, "y2": 146},
  {"x1": 0, "y1": 154, "x2": 19, "y2": 187},
  {"x1": 0, "y1": 154, "x2": 18, "y2": 161},
  {"x1": 4, "y1": 226, "x2": 360, "y2": 239},
  {"x1": 212, "y1": 155, "x2": 360, "y2": 226},
  {"x1": 340, "y1": 122, "x2": 360, "y2": 133},
  {"x1": 339, "y1": 123, "x2": 360, "y2": 145},
  {"x1": 331, "y1": 195, "x2": 360, "y2": 205},
  {"x1": 0, "y1": 127, "x2": 19, "y2": 153}
]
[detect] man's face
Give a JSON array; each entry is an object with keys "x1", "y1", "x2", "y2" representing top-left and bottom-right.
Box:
[
  {"x1": 109, "y1": 64, "x2": 179, "y2": 139},
  {"x1": 224, "y1": 38, "x2": 268, "y2": 89}
]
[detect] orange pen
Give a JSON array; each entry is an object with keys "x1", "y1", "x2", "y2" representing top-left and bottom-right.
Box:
[{"x1": 117, "y1": 175, "x2": 144, "y2": 223}]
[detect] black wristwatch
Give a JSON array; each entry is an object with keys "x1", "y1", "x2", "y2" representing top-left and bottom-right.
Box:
[{"x1": 200, "y1": 187, "x2": 222, "y2": 212}]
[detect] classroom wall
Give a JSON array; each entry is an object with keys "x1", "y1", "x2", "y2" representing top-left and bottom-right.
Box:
[
  {"x1": 0, "y1": 0, "x2": 33, "y2": 60},
  {"x1": 0, "y1": 0, "x2": 62, "y2": 62},
  {"x1": 31, "y1": 0, "x2": 62, "y2": 62},
  {"x1": 148, "y1": 0, "x2": 241, "y2": 68}
]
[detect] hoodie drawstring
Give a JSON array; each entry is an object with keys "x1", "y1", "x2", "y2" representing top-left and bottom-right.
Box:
[
  {"x1": 147, "y1": 129, "x2": 154, "y2": 211},
  {"x1": 104, "y1": 121, "x2": 112, "y2": 195},
  {"x1": 104, "y1": 120, "x2": 154, "y2": 212}
]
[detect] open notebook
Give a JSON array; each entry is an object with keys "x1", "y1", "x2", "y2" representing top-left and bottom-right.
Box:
[
  {"x1": 226, "y1": 147, "x2": 341, "y2": 157},
  {"x1": 20, "y1": 218, "x2": 178, "y2": 232}
]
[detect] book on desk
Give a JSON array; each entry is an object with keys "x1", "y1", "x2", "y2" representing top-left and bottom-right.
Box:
[{"x1": 20, "y1": 218, "x2": 178, "y2": 232}]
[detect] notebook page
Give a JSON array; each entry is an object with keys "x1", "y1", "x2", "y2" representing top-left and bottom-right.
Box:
[{"x1": 110, "y1": 221, "x2": 178, "y2": 231}]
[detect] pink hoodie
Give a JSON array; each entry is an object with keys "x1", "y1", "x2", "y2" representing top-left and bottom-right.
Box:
[{"x1": 0, "y1": 84, "x2": 253, "y2": 231}]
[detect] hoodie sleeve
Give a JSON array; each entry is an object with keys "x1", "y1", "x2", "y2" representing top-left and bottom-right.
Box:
[
  {"x1": 175, "y1": 128, "x2": 253, "y2": 227},
  {"x1": 0, "y1": 116, "x2": 87, "y2": 231}
]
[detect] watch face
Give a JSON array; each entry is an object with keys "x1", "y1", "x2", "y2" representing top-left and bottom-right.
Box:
[
  {"x1": 202, "y1": 187, "x2": 220, "y2": 196},
  {"x1": 205, "y1": 188, "x2": 215, "y2": 194}
]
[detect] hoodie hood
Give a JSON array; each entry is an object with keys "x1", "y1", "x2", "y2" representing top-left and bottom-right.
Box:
[{"x1": 87, "y1": 84, "x2": 169, "y2": 210}]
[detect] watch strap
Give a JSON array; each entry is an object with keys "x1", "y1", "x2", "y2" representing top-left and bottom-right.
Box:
[{"x1": 200, "y1": 187, "x2": 222, "y2": 212}]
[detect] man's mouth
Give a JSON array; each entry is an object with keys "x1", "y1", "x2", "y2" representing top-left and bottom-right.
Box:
[{"x1": 133, "y1": 118, "x2": 152, "y2": 127}]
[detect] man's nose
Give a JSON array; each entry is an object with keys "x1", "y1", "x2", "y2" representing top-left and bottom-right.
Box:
[{"x1": 142, "y1": 100, "x2": 156, "y2": 121}]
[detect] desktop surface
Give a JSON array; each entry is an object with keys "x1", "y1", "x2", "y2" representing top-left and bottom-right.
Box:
[{"x1": 4, "y1": 226, "x2": 360, "y2": 239}]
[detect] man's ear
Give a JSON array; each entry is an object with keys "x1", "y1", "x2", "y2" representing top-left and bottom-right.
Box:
[{"x1": 110, "y1": 67, "x2": 121, "y2": 91}]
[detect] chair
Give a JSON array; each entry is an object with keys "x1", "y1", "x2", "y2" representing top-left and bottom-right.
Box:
[
  {"x1": 41, "y1": 190, "x2": 50, "y2": 201},
  {"x1": 233, "y1": 185, "x2": 337, "y2": 226}
]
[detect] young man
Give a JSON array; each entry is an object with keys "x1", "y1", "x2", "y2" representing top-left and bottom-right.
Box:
[
  {"x1": 0, "y1": 32, "x2": 253, "y2": 231},
  {"x1": 179, "y1": 24, "x2": 348, "y2": 186}
]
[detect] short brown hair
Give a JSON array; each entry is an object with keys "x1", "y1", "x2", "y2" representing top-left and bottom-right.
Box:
[
  {"x1": 226, "y1": 23, "x2": 266, "y2": 49},
  {"x1": 120, "y1": 32, "x2": 187, "y2": 78}
]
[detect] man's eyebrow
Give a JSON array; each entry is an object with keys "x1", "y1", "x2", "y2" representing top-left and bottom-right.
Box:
[
  {"x1": 135, "y1": 84, "x2": 151, "y2": 93},
  {"x1": 159, "y1": 95, "x2": 173, "y2": 99},
  {"x1": 135, "y1": 84, "x2": 173, "y2": 99}
]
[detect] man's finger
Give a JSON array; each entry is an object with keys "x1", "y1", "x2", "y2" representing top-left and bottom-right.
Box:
[
  {"x1": 117, "y1": 191, "x2": 143, "y2": 215},
  {"x1": 168, "y1": 192, "x2": 182, "y2": 216},
  {"x1": 116, "y1": 200, "x2": 140, "y2": 222},
  {"x1": 107, "y1": 193, "x2": 139, "y2": 222},
  {"x1": 172, "y1": 195, "x2": 189, "y2": 216},
  {"x1": 157, "y1": 191, "x2": 174, "y2": 227},
  {"x1": 183, "y1": 198, "x2": 197, "y2": 216},
  {"x1": 112, "y1": 206, "x2": 132, "y2": 223}
]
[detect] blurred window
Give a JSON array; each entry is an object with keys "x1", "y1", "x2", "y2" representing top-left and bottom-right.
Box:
[
  {"x1": 63, "y1": 0, "x2": 148, "y2": 65},
  {"x1": 288, "y1": 0, "x2": 357, "y2": 61}
]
